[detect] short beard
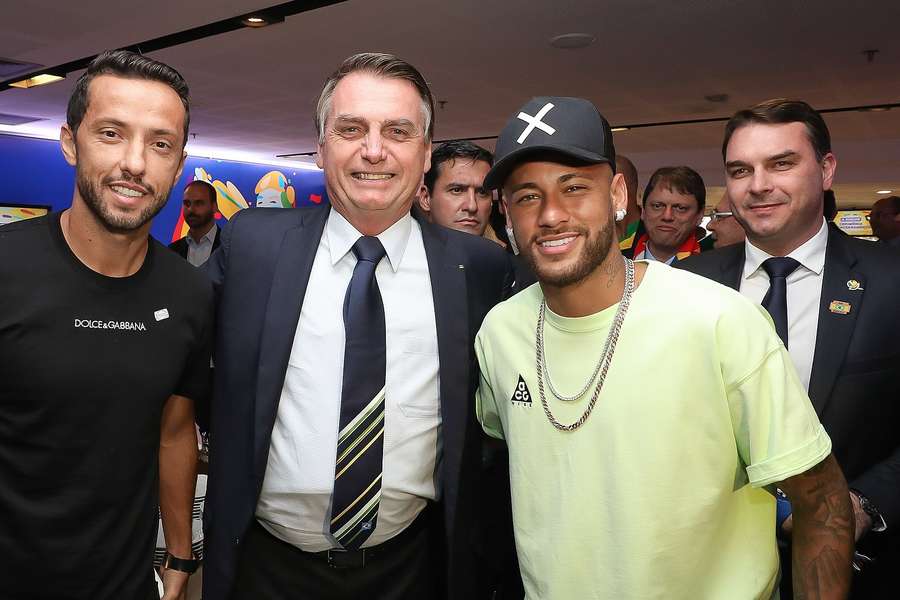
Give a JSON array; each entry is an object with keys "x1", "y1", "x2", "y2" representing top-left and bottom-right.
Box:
[
  {"x1": 77, "y1": 169, "x2": 168, "y2": 234},
  {"x1": 520, "y1": 219, "x2": 615, "y2": 288}
]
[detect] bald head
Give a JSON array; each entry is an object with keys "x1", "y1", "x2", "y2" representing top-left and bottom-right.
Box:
[
  {"x1": 870, "y1": 195, "x2": 900, "y2": 241},
  {"x1": 615, "y1": 155, "x2": 638, "y2": 205},
  {"x1": 614, "y1": 155, "x2": 640, "y2": 238}
]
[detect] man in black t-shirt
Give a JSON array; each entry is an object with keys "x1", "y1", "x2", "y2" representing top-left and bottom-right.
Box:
[{"x1": 0, "y1": 51, "x2": 210, "y2": 600}]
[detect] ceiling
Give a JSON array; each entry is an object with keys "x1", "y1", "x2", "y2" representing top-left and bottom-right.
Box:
[{"x1": 1, "y1": 0, "x2": 898, "y2": 207}]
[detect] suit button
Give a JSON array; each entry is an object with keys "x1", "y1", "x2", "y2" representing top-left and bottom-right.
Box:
[{"x1": 234, "y1": 537, "x2": 240, "y2": 545}]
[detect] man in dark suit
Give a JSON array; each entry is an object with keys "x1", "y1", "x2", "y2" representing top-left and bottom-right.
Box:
[
  {"x1": 168, "y1": 179, "x2": 220, "y2": 266},
  {"x1": 679, "y1": 98, "x2": 899, "y2": 598},
  {"x1": 203, "y1": 53, "x2": 513, "y2": 600}
]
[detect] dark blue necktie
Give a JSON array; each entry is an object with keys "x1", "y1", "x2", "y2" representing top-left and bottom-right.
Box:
[
  {"x1": 761, "y1": 257, "x2": 801, "y2": 348},
  {"x1": 330, "y1": 236, "x2": 387, "y2": 549}
]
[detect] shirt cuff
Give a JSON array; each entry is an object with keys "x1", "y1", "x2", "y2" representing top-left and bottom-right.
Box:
[{"x1": 747, "y1": 425, "x2": 832, "y2": 488}]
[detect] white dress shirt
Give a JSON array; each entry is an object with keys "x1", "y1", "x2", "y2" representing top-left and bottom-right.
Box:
[
  {"x1": 185, "y1": 225, "x2": 217, "y2": 267},
  {"x1": 739, "y1": 219, "x2": 828, "y2": 391},
  {"x1": 642, "y1": 245, "x2": 676, "y2": 265},
  {"x1": 256, "y1": 208, "x2": 441, "y2": 551}
]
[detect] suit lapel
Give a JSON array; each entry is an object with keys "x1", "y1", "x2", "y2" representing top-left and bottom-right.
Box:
[
  {"x1": 419, "y1": 219, "x2": 469, "y2": 514},
  {"x1": 807, "y1": 229, "x2": 864, "y2": 415},
  {"x1": 720, "y1": 244, "x2": 745, "y2": 290},
  {"x1": 253, "y1": 206, "x2": 329, "y2": 483}
]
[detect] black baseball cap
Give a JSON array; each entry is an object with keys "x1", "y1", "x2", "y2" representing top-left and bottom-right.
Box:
[{"x1": 483, "y1": 96, "x2": 616, "y2": 190}]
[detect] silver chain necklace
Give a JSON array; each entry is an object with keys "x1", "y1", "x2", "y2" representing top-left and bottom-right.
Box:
[{"x1": 536, "y1": 257, "x2": 635, "y2": 431}]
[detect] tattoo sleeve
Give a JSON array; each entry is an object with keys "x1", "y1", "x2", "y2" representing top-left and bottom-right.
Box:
[{"x1": 779, "y1": 454, "x2": 854, "y2": 600}]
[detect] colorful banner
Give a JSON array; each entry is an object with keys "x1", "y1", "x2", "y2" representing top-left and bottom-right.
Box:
[{"x1": 0, "y1": 133, "x2": 326, "y2": 243}]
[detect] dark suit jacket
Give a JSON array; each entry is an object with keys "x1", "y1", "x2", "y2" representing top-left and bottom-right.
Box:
[
  {"x1": 167, "y1": 225, "x2": 221, "y2": 260},
  {"x1": 678, "y1": 225, "x2": 900, "y2": 596},
  {"x1": 202, "y1": 204, "x2": 514, "y2": 600}
]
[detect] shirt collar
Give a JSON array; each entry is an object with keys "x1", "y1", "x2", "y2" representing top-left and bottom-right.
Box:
[
  {"x1": 743, "y1": 218, "x2": 828, "y2": 279},
  {"x1": 186, "y1": 224, "x2": 217, "y2": 246},
  {"x1": 643, "y1": 245, "x2": 675, "y2": 265},
  {"x1": 326, "y1": 207, "x2": 412, "y2": 272}
]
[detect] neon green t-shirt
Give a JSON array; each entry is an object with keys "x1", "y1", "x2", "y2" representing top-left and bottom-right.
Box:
[{"x1": 475, "y1": 261, "x2": 831, "y2": 600}]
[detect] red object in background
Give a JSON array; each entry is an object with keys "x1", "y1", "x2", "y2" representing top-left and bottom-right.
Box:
[
  {"x1": 310, "y1": 194, "x2": 322, "y2": 204},
  {"x1": 171, "y1": 211, "x2": 186, "y2": 242}
]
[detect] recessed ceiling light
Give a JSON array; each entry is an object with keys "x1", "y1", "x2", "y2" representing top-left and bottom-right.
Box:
[
  {"x1": 611, "y1": 127, "x2": 629, "y2": 132},
  {"x1": 241, "y1": 15, "x2": 272, "y2": 27},
  {"x1": 8, "y1": 73, "x2": 64, "y2": 89},
  {"x1": 549, "y1": 33, "x2": 596, "y2": 50},
  {"x1": 876, "y1": 190, "x2": 893, "y2": 194}
]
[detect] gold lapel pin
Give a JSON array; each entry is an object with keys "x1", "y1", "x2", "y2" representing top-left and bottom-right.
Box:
[
  {"x1": 846, "y1": 279, "x2": 863, "y2": 291},
  {"x1": 829, "y1": 300, "x2": 851, "y2": 315}
]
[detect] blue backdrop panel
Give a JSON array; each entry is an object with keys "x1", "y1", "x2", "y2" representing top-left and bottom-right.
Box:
[{"x1": 0, "y1": 133, "x2": 326, "y2": 243}]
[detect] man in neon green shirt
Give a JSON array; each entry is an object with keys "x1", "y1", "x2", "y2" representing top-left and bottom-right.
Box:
[{"x1": 475, "y1": 96, "x2": 854, "y2": 599}]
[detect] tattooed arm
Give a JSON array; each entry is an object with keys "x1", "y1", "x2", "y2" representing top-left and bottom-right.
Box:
[{"x1": 778, "y1": 454, "x2": 854, "y2": 600}]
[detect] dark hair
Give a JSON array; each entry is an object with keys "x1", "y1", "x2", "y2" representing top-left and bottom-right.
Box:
[
  {"x1": 823, "y1": 190, "x2": 837, "y2": 221},
  {"x1": 642, "y1": 166, "x2": 706, "y2": 212},
  {"x1": 315, "y1": 52, "x2": 434, "y2": 143},
  {"x1": 722, "y1": 98, "x2": 831, "y2": 161},
  {"x1": 184, "y1": 179, "x2": 217, "y2": 204},
  {"x1": 424, "y1": 140, "x2": 493, "y2": 193},
  {"x1": 67, "y1": 50, "x2": 190, "y2": 146}
]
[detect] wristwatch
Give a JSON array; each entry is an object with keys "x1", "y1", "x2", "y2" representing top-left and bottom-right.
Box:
[
  {"x1": 162, "y1": 551, "x2": 200, "y2": 574},
  {"x1": 851, "y1": 489, "x2": 887, "y2": 533}
]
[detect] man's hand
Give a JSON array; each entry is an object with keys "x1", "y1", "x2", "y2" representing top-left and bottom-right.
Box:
[
  {"x1": 160, "y1": 565, "x2": 190, "y2": 600},
  {"x1": 778, "y1": 454, "x2": 854, "y2": 600}
]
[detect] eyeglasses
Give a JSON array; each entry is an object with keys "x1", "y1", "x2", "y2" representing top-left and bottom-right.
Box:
[{"x1": 709, "y1": 211, "x2": 734, "y2": 221}]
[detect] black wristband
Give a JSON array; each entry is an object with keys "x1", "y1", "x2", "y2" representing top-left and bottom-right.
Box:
[{"x1": 163, "y1": 552, "x2": 199, "y2": 574}]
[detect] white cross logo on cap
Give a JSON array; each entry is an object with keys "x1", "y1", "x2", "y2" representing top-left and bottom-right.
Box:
[{"x1": 516, "y1": 102, "x2": 556, "y2": 144}]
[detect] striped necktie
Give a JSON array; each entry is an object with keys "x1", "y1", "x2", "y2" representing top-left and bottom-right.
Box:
[{"x1": 330, "y1": 236, "x2": 387, "y2": 549}]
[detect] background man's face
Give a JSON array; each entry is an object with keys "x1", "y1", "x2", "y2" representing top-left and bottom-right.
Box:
[
  {"x1": 62, "y1": 74, "x2": 186, "y2": 233},
  {"x1": 316, "y1": 72, "x2": 431, "y2": 229},
  {"x1": 725, "y1": 122, "x2": 835, "y2": 252},
  {"x1": 423, "y1": 158, "x2": 492, "y2": 235},
  {"x1": 642, "y1": 186, "x2": 702, "y2": 251},
  {"x1": 707, "y1": 196, "x2": 746, "y2": 249},
  {"x1": 503, "y1": 160, "x2": 623, "y2": 288},
  {"x1": 182, "y1": 184, "x2": 216, "y2": 229},
  {"x1": 869, "y1": 198, "x2": 900, "y2": 240}
]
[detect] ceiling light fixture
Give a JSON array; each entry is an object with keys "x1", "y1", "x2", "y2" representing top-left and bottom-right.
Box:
[
  {"x1": 611, "y1": 127, "x2": 629, "y2": 132},
  {"x1": 876, "y1": 190, "x2": 893, "y2": 194},
  {"x1": 241, "y1": 16, "x2": 269, "y2": 27},
  {"x1": 549, "y1": 33, "x2": 596, "y2": 49},
  {"x1": 8, "y1": 73, "x2": 64, "y2": 89}
]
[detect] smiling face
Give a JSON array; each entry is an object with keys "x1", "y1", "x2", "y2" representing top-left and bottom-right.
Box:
[
  {"x1": 725, "y1": 122, "x2": 835, "y2": 255},
  {"x1": 60, "y1": 74, "x2": 186, "y2": 234},
  {"x1": 503, "y1": 159, "x2": 624, "y2": 288},
  {"x1": 422, "y1": 158, "x2": 493, "y2": 235},
  {"x1": 316, "y1": 71, "x2": 432, "y2": 234}
]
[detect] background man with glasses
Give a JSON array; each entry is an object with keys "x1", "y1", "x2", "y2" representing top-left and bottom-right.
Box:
[{"x1": 707, "y1": 192, "x2": 746, "y2": 248}]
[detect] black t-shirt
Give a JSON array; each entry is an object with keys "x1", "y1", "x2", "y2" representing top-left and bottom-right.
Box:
[{"x1": 0, "y1": 213, "x2": 213, "y2": 599}]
